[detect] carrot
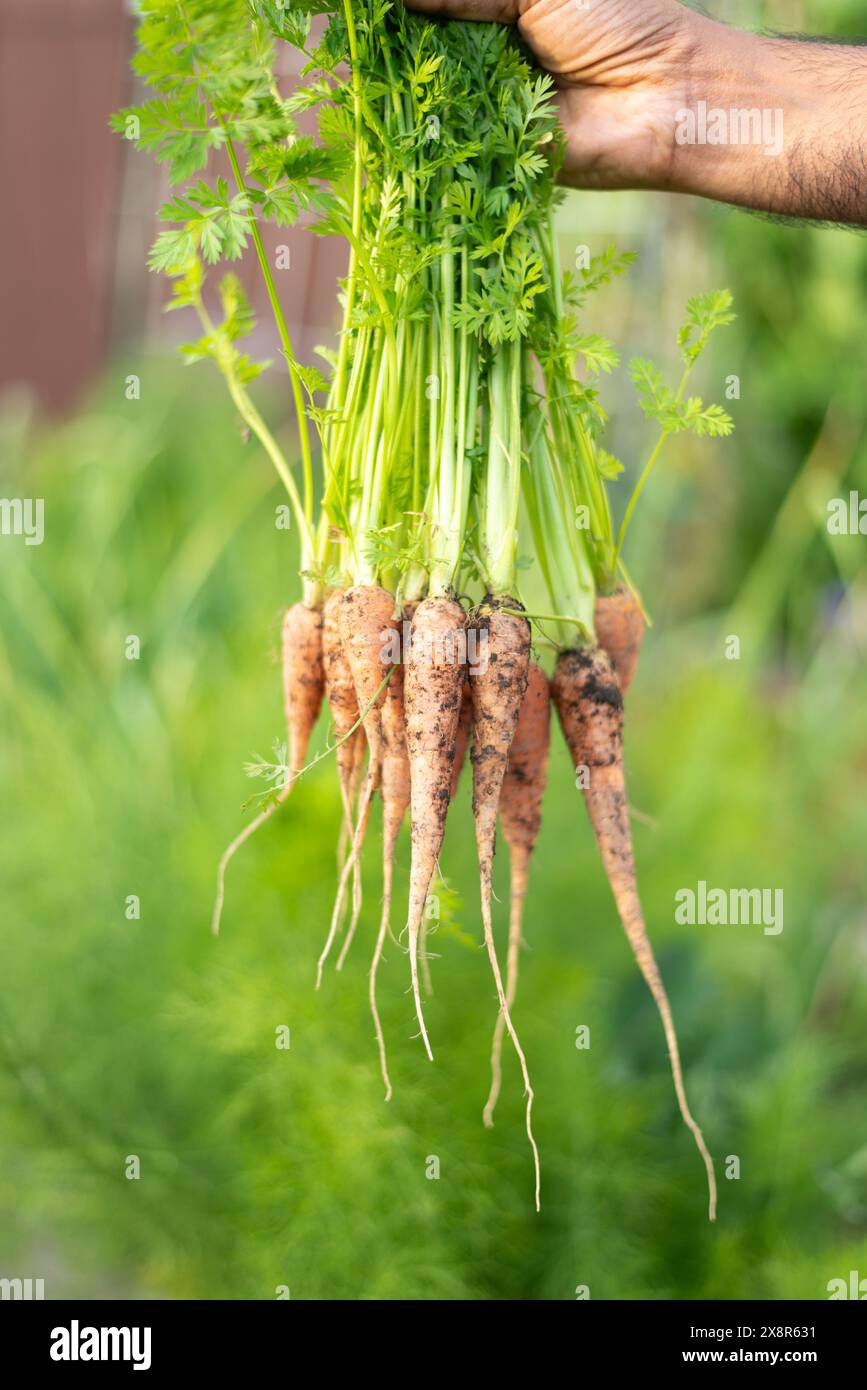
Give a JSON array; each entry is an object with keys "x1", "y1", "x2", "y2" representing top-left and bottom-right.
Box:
[
  {"x1": 449, "y1": 682, "x2": 473, "y2": 800},
  {"x1": 316, "y1": 589, "x2": 366, "y2": 962},
  {"x1": 412, "y1": 679, "x2": 472, "y2": 997},
  {"x1": 407, "y1": 683, "x2": 473, "y2": 999},
  {"x1": 483, "y1": 661, "x2": 550, "y2": 1127},
  {"x1": 551, "y1": 644, "x2": 717, "y2": 1220},
  {"x1": 403, "y1": 595, "x2": 467, "y2": 1059},
  {"x1": 281, "y1": 602, "x2": 326, "y2": 777},
  {"x1": 338, "y1": 584, "x2": 397, "y2": 786},
  {"x1": 322, "y1": 589, "x2": 364, "y2": 853},
  {"x1": 368, "y1": 648, "x2": 411, "y2": 1100},
  {"x1": 317, "y1": 586, "x2": 397, "y2": 983},
  {"x1": 335, "y1": 586, "x2": 403, "y2": 976},
  {"x1": 469, "y1": 595, "x2": 540, "y2": 1209},
  {"x1": 210, "y1": 600, "x2": 325, "y2": 937},
  {"x1": 594, "y1": 585, "x2": 645, "y2": 697}
]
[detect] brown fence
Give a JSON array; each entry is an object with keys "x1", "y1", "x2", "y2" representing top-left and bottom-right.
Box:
[
  {"x1": 0, "y1": 0, "x2": 133, "y2": 414},
  {"x1": 0, "y1": 0, "x2": 346, "y2": 416}
]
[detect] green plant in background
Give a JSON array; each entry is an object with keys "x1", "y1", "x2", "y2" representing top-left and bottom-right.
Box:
[{"x1": 1, "y1": 368, "x2": 866, "y2": 1297}]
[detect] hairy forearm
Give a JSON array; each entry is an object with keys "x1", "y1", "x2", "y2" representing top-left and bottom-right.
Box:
[
  {"x1": 670, "y1": 15, "x2": 867, "y2": 224},
  {"x1": 409, "y1": 0, "x2": 867, "y2": 225}
]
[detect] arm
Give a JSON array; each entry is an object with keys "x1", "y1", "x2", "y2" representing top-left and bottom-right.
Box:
[{"x1": 407, "y1": 0, "x2": 867, "y2": 226}]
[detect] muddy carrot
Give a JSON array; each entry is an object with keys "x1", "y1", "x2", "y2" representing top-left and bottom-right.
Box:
[
  {"x1": 469, "y1": 595, "x2": 540, "y2": 1208},
  {"x1": 403, "y1": 595, "x2": 467, "y2": 1058},
  {"x1": 484, "y1": 661, "x2": 550, "y2": 1126},
  {"x1": 210, "y1": 600, "x2": 324, "y2": 937},
  {"x1": 552, "y1": 644, "x2": 717, "y2": 1220},
  {"x1": 594, "y1": 585, "x2": 645, "y2": 697}
]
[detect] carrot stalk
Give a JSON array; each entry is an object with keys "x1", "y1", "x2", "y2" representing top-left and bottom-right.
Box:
[
  {"x1": 551, "y1": 644, "x2": 717, "y2": 1221},
  {"x1": 484, "y1": 661, "x2": 550, "y2": 1126}
]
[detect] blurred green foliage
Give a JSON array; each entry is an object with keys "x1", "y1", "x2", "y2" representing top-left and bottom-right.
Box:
[
  {"x1": 1, "y1": 339, "x2": 866, "y2": 1298},
  {"x1": 1, "y1": 0, "x2": 867, "y2": 1301}
]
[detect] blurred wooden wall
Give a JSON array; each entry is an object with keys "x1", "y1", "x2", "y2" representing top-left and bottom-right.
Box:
[
  {"x1": 0, "y1": 1, "x2": 347, "y2": 418},
  {"x1": 0, "y1": 0, "x2": 133, "y2": 415}
]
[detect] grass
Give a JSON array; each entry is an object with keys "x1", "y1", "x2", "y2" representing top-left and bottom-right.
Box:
[{"x1": 1, "y1": 358, "x2": 866, "y2": 1300}]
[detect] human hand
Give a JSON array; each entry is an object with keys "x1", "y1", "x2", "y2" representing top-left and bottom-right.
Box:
[
  {"x1": 405, "y1": 0, "x2": 699, "y2": 193},
  {"x1": 405, "y1": 1, "x2": 867, "y2": 225}
]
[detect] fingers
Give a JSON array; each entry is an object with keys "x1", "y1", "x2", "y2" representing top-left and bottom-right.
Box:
[{"x1": 403, "y1": 1, "x2": 521, "y2": 22}]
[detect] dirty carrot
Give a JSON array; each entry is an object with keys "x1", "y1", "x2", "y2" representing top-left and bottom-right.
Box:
[
  {"x1": 470, "y1": 596, "x2": 540, "y2": 1208},
  {"x1": 594, "y1": 586, "x2": 646, "y2": 697},
  {"x1": 404, "y1": 595, "x2": 468, "y2": 1059},
  {"x1": 325, "y1": 585, "x2": 398, "y2": 973},
  {"x1": 551, "y1": 645, "x2": 717, "y2": 1220},
  {"x1": 210, "y1": 600, "x2": 324, "y2": 937},
  {"x1": 368, "y1": 647, "x2": 411, "y2": 1099},
  {"x1": 484, "y1": 661, "x2": 550, "y2": 1126}
]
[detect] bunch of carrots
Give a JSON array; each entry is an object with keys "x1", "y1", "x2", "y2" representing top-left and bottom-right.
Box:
[{"x1": 118, "y1": 0, "x2": 735, "y2": 1217}]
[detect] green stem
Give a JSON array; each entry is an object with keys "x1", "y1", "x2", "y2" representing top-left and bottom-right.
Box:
[
  {"x1": 194, "y1": 298, "x2": 314, "y2": 577},
  {"x1": 482, "y1": 341, "x2": 522, "y2": 597},
  {"x1": 224, "y1": 138, "x2": 315, "y2": 526},
  {"x1": 612, "y1": 359, "x2": 698, "y2": 571},
  {"x1": 331, "y1": 0, "x2": 364, "y2": 438}
]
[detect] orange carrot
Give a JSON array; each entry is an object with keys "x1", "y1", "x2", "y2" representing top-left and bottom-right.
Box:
[
  {"x1": 368, "y1": 648, "x2": 411, "y2": 1100},
  {"x1": 323, "y1": 589, "x2": 364, "y2": 847},
  {"x1": 411, "y1": 681, "x2": 472, "y2": 998},
  {"x1": 469, "y1": 595, "x2": 540, "y2": 1209},
  {"x1": 551, "y1": 644, "x2": 717, "y2": 1220},
  {"x1": 281, "y1": 601, "x2": 325, "y2": 778},
  {"x1": 483, "y1": 661, "x2": 550, "y2": 1127},
  {"x1": 318, "y1": 586, "x2": 397, "y2": 983},
  {"x1": 334, "y1": 586, "x2": 402, "y2": 974},
  {"x1": 338, "y1": 584, "x2": 397, "y2": 787},
  {"x1": 320, "y1": 589, "x2": 365, "y2": 948},
  {"x1": 594, "y1": 585, "x2": 645, "y2": 697},
  {"x1": 403, "y1": 595, "x2": 467, "y2": 1059},
  {"x1": 410, "y1": 679, "x2": 472, "y2": 998},
  {"x1": 211, "y1": 600, "x2": 324, "y2": 937}
]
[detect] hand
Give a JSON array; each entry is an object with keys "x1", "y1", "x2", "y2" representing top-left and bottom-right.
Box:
[
  {"x1": 404, "y1": 0, "x2": 700, "y2": 193},
  {"x1": 405, "y1": 1, "x2": 867, "y2": 226}
]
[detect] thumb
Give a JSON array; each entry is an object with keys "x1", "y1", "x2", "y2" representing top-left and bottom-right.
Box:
[{"x1": 403, "y1": 1, "x2": 522, "y2": 20}]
